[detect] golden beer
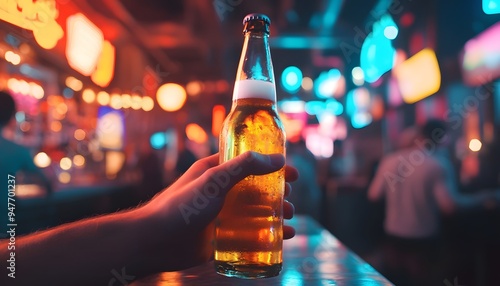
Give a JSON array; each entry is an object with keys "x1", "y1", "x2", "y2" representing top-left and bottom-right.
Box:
[
  {"x1": 215, "y1": 14, "x2": 286, "y2": 279},
  {"x1": 216, "y1": 98, "x2": 285, "y2": 278}
]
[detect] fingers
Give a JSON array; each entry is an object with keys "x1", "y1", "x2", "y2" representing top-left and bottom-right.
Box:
[
  {"x1": 199, "y1": 151, "x2": 285, "y2": 199},
  {"x1": 284, "y1": 183, "x2": 291, "y2": 197},
  {"x1": 285, "y1": 165, "x2": 299, "y2": 182},
  {"x1": 174, "y1": 154, "x2": 296, "y2": 196},
  {"x1": 283, "y1": 225, "x2": 295, "y2": 240},
  {"x1": 284, "y1": 200, "x2": 295, "y2": 240},
  {"x1": 284, "y1": 200, "x2": 294, "y2": 219}
]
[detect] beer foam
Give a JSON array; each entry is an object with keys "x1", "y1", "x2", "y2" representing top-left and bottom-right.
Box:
[{"x1": 233, "y1": 79, "x2": 277, "y2": 101}]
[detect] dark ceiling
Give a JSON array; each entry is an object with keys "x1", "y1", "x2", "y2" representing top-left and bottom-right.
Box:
[{"x1": 83, "y1": 0, "x2": 500, "y2": 85}]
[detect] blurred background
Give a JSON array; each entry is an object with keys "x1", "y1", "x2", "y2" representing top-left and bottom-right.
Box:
[{"x1": 1, "y1": 0, "x2": 500, "y2": 285}]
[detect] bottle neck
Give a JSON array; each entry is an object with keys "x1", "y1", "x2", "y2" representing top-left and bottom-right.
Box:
[{"x1": 232, "y1": 32, "x2": 276, "y2": 103}]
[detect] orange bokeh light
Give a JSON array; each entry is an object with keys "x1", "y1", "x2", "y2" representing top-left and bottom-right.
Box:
[
  {"x1": 394, "y1": 48, "x2": 441, "y2": 104},
  {"x1": 91, "y1": 40, "x2": 116, "y2": 87},
  {"x1": 156, "y1": 83, "x2": 187, "y2": 112},
  {"x1": 212, "y1": 105, "x2": 226, "y2": 137},
  {"x1": 186, "y1": 123, "x2": 208, "y2": 144}
]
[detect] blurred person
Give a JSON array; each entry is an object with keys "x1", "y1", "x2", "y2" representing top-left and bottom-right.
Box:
[
  {"x1": 369, "y1": 119, "x2": 499, "y2": 238},
  {"x1": 286, "y1": 139, "x2": 321, "y2": 220},
  {"x1": 0, "y1": 91, "x2": 53, "y2": 238},
  {"x1": 0, "y1": 152, "x2": 298, "y2": 285},
  {"x1": 137, "y1": 139, "x2": 164, "y2": 200},
  {"x1": 396, "y1": 126, "x2": 419, "y2": 150},
  {"x1": 368, "y1": 119, "x2": 500, "y2": 285},
  {"x1": 175, "y1": 134, "x2": 198, "y2": 177}
]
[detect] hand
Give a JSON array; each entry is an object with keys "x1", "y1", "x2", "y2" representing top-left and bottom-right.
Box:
[{"x1": 138, "y1": 152, "x2": 298, "y2": 273}]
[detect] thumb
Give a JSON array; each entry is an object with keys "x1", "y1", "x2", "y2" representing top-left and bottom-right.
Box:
[
  {"x1": 172, "y1": 152, "x2": 284, "y2": 228},
  {"x1": 199, "y1": 151, "x2": 285, "y2": 199}
]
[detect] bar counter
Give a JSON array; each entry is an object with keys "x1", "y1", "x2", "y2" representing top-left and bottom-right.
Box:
[{"x1": 132, "y1": 215, "x2": 394, "y2": 286}]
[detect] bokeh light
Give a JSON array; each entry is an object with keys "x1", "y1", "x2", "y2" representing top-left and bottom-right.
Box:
[
  {"x1": 186, "y1": 123, "x2": 208, "y2": 144},
  {"x1": 97, "y1": 91, "x2": 110, "y2": 105},
  {"x1": 82, "y1": 89, "x2": 96, "y2": 103},
  {"x1": 281, "y1": 66, "x2": 303, "y2": 93},
  {"x1": 58, "y1": 172, "x2": 71, "y2": 184},
  {"x1": 60, "y1": 157, "x2": 72, "y2": 170},
  {"x1": 141, "y1": 96, "x2": 155, "y2": 112},
  {"x1": 469, "y1": 139, "x2": 482, "y2": 152},
  {"x1": 34, "y1": 152, "x2": 51, "y2": 168},
  {"x1": 73, "y1": 155, "x2": 86, "y2": 167},
  {"x1": 301, "y1": 77, "x2": 313, "y2": 91},
  {"x1": 156, "y1": 83, "x2": 187, "y2": 112},
  {"x1": 74, "y1": 129, "x2": 86, "y2": 141},
  {"x1": 150, "y1": 132, "x2": 167, "y2": 150},
  {"x1": 110, "y1": 93, "x2": 123, "y2": 109}
]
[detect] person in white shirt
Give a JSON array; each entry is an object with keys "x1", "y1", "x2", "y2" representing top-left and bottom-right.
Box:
[
  {"x1": 369, "y1": 119, "x2": 498, "y2": 239},
  {"x1": 368, "y1": 119, "x2": 499, "y2": 285}
]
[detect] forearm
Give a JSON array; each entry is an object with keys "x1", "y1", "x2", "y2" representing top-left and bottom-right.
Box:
[
  {"x1": 0, "y1": 208, "x2": 154, "y2": 286},
  {"x1": 454, "y1": 191, "x2": 495, "y2": 211}
]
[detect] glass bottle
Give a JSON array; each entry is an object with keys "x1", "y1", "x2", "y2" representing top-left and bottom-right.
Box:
[{"x1": 215, "y1": 13, "x2": 286, "y2": 279}]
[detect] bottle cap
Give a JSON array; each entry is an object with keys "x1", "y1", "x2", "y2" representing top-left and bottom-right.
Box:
[
  {"x1": 243, "y1": 13, "x2": 271, "y2": 25},
  {"x1": 242, "y1": 13, "x2": 270, "y2": 34}
]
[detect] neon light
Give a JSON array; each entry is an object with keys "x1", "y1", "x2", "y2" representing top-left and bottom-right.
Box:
[
  {"x1": 380, "y1": 14, "x2": 398, "y2": 40},
  {"x1": 315, "y1": 69, "x2": 343, "y2": 98},
  {"x1": 360, "y1": 15, "x2": 397, "y2": 83},
  {"x1": 346, "y1": 88, "x2": 371, "y2": 115},
  {"x1": 281, "y1": 66, "x2": 303, "y2": 93},
  {"x1": 105, "y1": 151, "x2": 125, "y2": 179},
  {"x1": 97, "y1": 107, "x2": 124, "y2": 150},
  {"x1": 186, "y1": 123, "x2": 208, "y2": 144},
  {"x1": 305, "y1": 101, "x2": 325, "y2": 115},
  {"x1": 66, "y1": 13, "x2": 104, "y2": 76},
  {"x1": 305, "y1": 133, "x2": 333, "y2": 158},
  {"x1": 279, "y1": 100, "x2": 305, "y2": 113},
  {"x1": 212, "y1": 105, "x2": 226, "y2": 137},
  {"x1": 483, "y1": 0, "x2": 500, "y2": 14},
  {"x1": 384, "y1": 26, "x2": 398, "y2": 40},
  {"x1": 150, "y1": 132, "x2": 167, "y2": 150},
  {"x1": 351, "y1": 66, "x2": 364, "y2": 86},
  {"x1": 360, "y1": 35, "x2": 396, "y2": 83},
  {"x1": 351, "y1": 112, "x2": 373, "y2": 129},
  {"x1": 462, "y1": 22, "x2": 500, "y2": 85},
  {"x1": 0, "y1": 0, "x2": 63, "y2": 49},
  {"x1": 394, "y1": 48, "x2": 441, "y2": 104},
  {"x1": 326, "y1": 99, "x2": 344, "y2": 116},
  {"x1": 91, "y1": 41, "x2": 116, "y2": 87}
]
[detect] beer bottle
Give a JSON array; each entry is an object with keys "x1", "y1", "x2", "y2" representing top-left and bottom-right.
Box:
[{"x1": 214, "y1": 13, "x2": 286, "y2": 279}]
